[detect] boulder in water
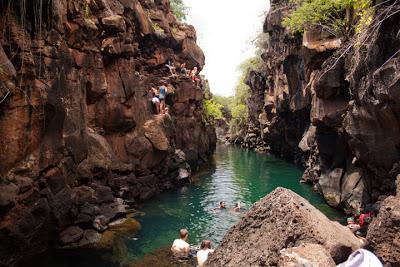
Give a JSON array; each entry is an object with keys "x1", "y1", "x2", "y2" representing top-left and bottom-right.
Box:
[{"x1": 207, "y1": 188, "x2": 360, "y2": 266}]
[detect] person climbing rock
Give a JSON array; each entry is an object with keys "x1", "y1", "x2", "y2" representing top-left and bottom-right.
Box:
[
  {"x1": 150, "y1": 87, "x2": 161, "y2": 114},
  {"x1": 166, "y1": 60, "x2": 177, "y2": 76},
  {"x1": 159, "y1": 83, "x2": 168, "y2": 114},
  {"x1": 171, "y1": 229, "x2": 190, "y2": 259},
  {"x1": 196, "y1": 240, "x2": 214, "y2": 267}
]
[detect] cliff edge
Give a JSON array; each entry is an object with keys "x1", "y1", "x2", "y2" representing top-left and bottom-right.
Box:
[
  {"x1": 0, "y1": 0, "x2": 215, "y2": 266},
  {"x1": 241, "y1": 0, "x2": 400, "y2": 214}
]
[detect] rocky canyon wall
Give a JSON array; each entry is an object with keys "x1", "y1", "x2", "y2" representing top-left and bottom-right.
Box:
[
  {"x1": 0, "y1": 0, "x2": 215, "y2": 266},
  {"x1": 243, "y1": 0, "x2": 400, "y2": 214}
]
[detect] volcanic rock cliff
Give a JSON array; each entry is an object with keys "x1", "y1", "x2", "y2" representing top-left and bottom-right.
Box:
[
  {"x1": 0, "y1": 0, "x2": 215, "y2": 265},
  {"x1": 241, "y1": 0, "x2": 400, "y2": 214}
]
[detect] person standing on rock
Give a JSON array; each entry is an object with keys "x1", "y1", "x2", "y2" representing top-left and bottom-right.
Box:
[
  {"x1": 196, "y1": 240, "x2": 214, "y2": 267},
  {"x1": 159, "y1": 83, "x2": 168, "y2": 114},
  {"x1": 150, "y1": 87, "x2": 161, "y2": 114},
  {"x1": 190, "y1": 67, "x2": 198, "y2": 82},
  {"x1": 171, "y1": 229, "x2": 190, "y2": 259}
]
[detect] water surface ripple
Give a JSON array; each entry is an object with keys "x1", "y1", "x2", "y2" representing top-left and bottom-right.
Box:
[{"x1": 128, "y1": 145, "x2": 341, "y2": 263}]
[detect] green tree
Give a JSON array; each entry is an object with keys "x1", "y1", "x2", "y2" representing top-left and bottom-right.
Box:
[
  {"x1": 170, "y1": 0, "x2": 188, "y2": 22},
  {"x1": 204, "y1": 99, "x2": 224, "y2": 122},
  {"x1": 282, "y1": 0, "x2": 371, "y2": 37}
]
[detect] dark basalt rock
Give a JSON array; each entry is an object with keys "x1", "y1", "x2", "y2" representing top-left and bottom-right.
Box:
[
  {"x1": 366, "y1": 175, "x2": 400, "y2": 266},
  {"x1": 0, "y1": 0, "x2": 215, "y2": 265},
  {"x1": 240, "y1": 0, "x2": 400, "y2": 214},
  {"x1": 207, "y1": 188, "x2": 360, "y2": 267}
]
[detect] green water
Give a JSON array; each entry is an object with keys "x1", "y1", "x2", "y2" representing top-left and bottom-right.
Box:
[
  {"x1": 27, "y1": 145, "x2": 342, "y2": 267},
  {"x1": 128, "y1": 145, "x2": 342, "y2": 264}
]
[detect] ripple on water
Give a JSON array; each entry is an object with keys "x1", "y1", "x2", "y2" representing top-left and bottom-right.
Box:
[
  {"x1": 32, "y1": 145, "x2": 342, "y2": 267},
  {"x1": 125, "y1": 145, "x2": 343, "y2": 266}
]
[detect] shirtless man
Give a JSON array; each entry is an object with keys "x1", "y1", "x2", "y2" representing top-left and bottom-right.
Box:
[{"x1": 171, "y1": 229, "x2": 190, "y2": 258}]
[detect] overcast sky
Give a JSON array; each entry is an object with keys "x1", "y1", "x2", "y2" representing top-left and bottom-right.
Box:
[{"x1": 184, "y1": 0, "x2": 270, "y2": 96}]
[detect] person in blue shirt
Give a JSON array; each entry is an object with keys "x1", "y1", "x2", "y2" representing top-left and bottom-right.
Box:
[{"x1": 159, "y1": 83, "x2": 168, "y2": 114}]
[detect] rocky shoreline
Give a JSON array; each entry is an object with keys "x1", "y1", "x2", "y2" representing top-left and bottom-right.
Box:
[
  {"x1": 0, "y1": 0, "x2": 215, "y2": 266},
  {"x1": 207, "y1": 182, "x2": 400, "y2": 266}
]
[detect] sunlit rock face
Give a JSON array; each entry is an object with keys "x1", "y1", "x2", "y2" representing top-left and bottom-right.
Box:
[
  {"x1": 244, "y1": 0, "x2": 400, "y2": 213},
  {"x1": 0, "y1": 0, "x2": 215, "y2": 265},
  {"x1": 207, "y1": 188, "x2": 360, "y2": 267}
]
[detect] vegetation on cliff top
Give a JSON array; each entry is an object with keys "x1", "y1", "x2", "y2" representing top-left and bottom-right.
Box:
[
  {"x1": 282, "y1": 0, "x2": 372, "y2": 37},
  {"x1": 170, "y1": 0, "x2": 188, "y2": 21}
]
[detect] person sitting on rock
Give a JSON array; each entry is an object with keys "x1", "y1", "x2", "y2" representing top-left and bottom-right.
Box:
[
  {"x1": 159, "y1": 83, "x2": 168, "y2": 114},
  {"x1": 171, "y1": 229, "x2": 190, "y2": 259},
  {"x1": 150, "y1": 87, "x2": 160, "y2": 114},
  {"x1": 347, "y1": 217, "x2": 361, "y2": 233},
  {"x1": 166, "y1": 60, "x2": 177, "y2": 76},
  {"x1": 189, "y1": 67, "x2": 199, "y2": 82},
  {"x1": 196, "y1": 240, "x2": 214, "y2": 267},
  {"x1": 179, "y1": 62, "x2": 189, "y2": 76}
]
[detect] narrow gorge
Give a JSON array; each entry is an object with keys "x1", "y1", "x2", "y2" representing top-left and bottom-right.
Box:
[{"x1": 1, "y1": 0, "x2": 400, "y2": 266}]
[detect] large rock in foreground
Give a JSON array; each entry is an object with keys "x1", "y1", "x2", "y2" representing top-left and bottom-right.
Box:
[
  {"x1": 367, "y1": 176, "x2": 400, "y2": 266},
  {"x1": 207, "y1": 188, "x2": 360, "y2": 266}
]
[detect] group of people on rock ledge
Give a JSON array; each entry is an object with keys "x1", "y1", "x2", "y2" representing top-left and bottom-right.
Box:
[
  {"x1": 170, "y1": 201, "x2": 242, "y2": 266},
  {"x1": 166, "y1": 59, "x2": 200, "y2": 84},
  {"x1": 148, "y1": 60, "x2": 201, "y2": 115}
]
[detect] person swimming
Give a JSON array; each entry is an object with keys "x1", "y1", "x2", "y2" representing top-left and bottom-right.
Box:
[
  {"x1": 231, "y1": 202, "x2": 241, "y2": 212},
  {"x1": 210, "y1": 201, "x2": 227, "y2": 213}
]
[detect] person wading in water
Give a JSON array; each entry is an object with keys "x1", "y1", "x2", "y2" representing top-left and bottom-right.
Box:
[
  {"x1": 171, "y1": 229, "x2": 190, "y2": 259},
  {"x1": 197, "y1": 240, "x2": 214, "y2": 267}
]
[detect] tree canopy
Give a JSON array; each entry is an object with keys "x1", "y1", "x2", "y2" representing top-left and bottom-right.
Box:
[
  {"x1": 282, "y1": 0, "x2": 372, "y2": 37},
  {"x1": 170, "y1": 0, "x2": 188, "y2": 22}
]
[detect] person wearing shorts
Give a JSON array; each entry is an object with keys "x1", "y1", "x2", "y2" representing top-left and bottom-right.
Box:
[{"x1": 159, "y1": 84, "x2": 168, "y2": 114}]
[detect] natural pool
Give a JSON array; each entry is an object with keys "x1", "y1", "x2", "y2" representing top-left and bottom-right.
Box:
[
  {"x1": 128, "y1": 144, "x2": 342, "y2": 265},
  {"x1": 27, "y1": 145, "x2": 342, "y2": 267}
]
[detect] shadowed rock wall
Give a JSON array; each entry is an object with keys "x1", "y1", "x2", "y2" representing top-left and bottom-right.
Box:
[
  {"x1": 0, "y1": 0, "x2": 215, "y2": 265},
  {"x1": 243, "y1": 0, "x2": 400, "y2": 213}
]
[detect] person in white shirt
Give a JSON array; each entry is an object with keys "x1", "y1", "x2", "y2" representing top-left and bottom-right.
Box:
[
  {"x1": 171, "y1": 229, "x2": 190, "y2": 258},
  {"x1": 197, "y1": 240, "x2": 214, "y2": 267}
]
